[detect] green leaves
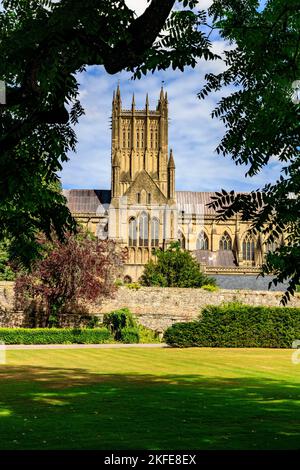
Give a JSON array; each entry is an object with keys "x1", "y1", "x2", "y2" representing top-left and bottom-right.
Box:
[
  {"x1": 200, "y1": 0, "x2": 300, "y2": 301},
  {"x1": 140, "y1": 242, "x2": 216, "y2": 288},
  {"x1": 164, "y1": 303, "x2": 300, "y2": 348},
  {"x1": 0, "y1": 0, "x2": 217, "y2": 263}
]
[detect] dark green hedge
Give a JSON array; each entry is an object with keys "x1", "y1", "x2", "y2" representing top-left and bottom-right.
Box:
[
  {"x1": 164, "y1": 303, "x2": 300, "y2": 348},
  {"x1": 120, "y1": 327, "x2": 140, "y2": 344},
  {"x1": 0, "y1": 328, "x2": 113, "y2": 345}
]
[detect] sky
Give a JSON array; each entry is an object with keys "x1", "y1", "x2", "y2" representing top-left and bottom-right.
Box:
[
  {"x1": 61, "y1": 0, "x2": 278, "y2": 192},
  {"x1": 2, "y1": 0, "x2": 278, "y2": 193}
]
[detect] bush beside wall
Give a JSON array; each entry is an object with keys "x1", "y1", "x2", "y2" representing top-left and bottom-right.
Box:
[
  {"x1": 0, "y1": 327, "x2": 113, "y2": 345},
  {"x1": 120, "y1": 327, "x2": 140, "y2": 344},
  {"x1": 164, "y1": 303, "x2": 300, "y2": 348}
]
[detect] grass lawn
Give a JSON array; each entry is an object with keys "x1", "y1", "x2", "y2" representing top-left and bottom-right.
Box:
[{"x1": 0, "y1": 347, "x2": 300, "y2": 450}]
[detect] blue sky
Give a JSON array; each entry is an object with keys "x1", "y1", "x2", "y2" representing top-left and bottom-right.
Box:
[
  {"x1": 61, "y1": 0, "x2": 278, "y2": 192},
  {"x1": 1, "y1": 0, "x2": 277, "y2": 192}
]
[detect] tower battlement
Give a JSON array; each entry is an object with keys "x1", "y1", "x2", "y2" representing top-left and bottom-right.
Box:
[{"x1": 111, "y1": 86, "x2": 172, "y2": 199}]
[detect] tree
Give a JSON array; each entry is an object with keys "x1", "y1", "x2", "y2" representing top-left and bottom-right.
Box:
[
  {"x1": 140, "y1": 242, "x2": 216, "y2": 288},
  {"x1": 0, "y1": 239, "x2": 15, "y2": 281},
  {"x1": 14, "y1": 232, "x2": 127, "y2": 327},
  {"x1": 0, "y1": 0, "x2": 218, "y2": 263},
  {"x1": 199, "y1": 0, "x2": 300, "y2": 302}
]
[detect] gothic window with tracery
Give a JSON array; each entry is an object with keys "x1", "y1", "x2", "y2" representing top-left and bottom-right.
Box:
[
  {"x1": 178, "y1": 230, "x2": 186, "y2": 250},
  {"x1": 196, "y1": 231, "x2": 209, "y2": 250},
  {"x1": 139, "y1": 212, "x2": 149, "y2": 247},
  {"x1": 151, "y1": 218, "x2": 159, "y2": 247},
  {"x1": 243, "y1": 234, "x2": 255, "y2": 261},
  {"x1": 128, "y1": 218, "x2": 137, "y2": 247},
  {"x1": 265, "y1": 240, "x2": 279, "y2": 253},
  {"x1": 219, "y1": 232, "x2": 232, "y2": 250}
]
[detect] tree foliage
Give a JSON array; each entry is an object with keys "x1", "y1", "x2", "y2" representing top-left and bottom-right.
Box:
[
  {"x1": 0, "y1": 0, "x2": 218, "y2": 263},
  {"x1": 0, "y1": 239, "x2": 15, "y2": 281},
  {"x1": 199, "y1": 0, "x2": 300, "y2": 303},
  {"x1": 14, "y1": 232, "x2": 126, "y2": 327},
  {"x1": 140, "y1": 242, "x2": 216, "y2": 288}
]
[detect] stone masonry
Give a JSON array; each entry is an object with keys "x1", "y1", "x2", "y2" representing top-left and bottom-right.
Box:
[{"x1": 1, "y1": 281, "x2": 300, "y2": 332}]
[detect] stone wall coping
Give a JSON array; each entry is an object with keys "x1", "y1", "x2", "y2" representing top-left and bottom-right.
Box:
[
  {"x1": 117, "y1": 286, "x2": 299, "y2": 296},
  {"x1": 1, "y1": 281, "x2": 299, "y2": 297}
]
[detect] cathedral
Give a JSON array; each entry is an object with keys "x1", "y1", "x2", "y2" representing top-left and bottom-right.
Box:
[{"x1": 63, "y1": 87, "x2": 270, "y2": 282}]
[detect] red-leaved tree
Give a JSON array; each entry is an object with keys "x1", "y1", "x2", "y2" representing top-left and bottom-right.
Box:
[{"x1": 15, "y1": 233, "x2": 126, "y2": 327}]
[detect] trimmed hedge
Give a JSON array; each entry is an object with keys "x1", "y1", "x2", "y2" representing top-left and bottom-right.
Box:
[
  {"x1": 164, "y1": 303, "x2": 300, "y2": 348},
  {"x1": 120, "y1": 327, "x2": 140, "y2": 344},
  {"x1": 0, "y1": 328, "x2": 113, "y2": 345}
]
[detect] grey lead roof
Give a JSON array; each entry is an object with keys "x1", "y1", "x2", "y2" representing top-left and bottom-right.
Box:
[
  {"x1": 63, "y1": 189, "x2": 218, "y2": 215},
  {"x1": 63, "y1": 190, "x2": 111, "y2": 215},
  {"x1": 194, "y1": 249, "x2": 237, "y2": 267}
]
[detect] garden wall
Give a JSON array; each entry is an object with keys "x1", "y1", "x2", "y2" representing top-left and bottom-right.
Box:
[{"x1": 1, "y1": 282, "x2": 300, "y2": 331}]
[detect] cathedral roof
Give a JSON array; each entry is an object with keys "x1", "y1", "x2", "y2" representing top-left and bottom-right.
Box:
[
  {"x1": 63, "y1": 189, "x2": 111, "y2": 214},
  {"x1": 63, "y1": 189, "x2": 221, "y2": 215},
  {"x1": 194, "y1": 249, "x2": 237, "y2": 267},
  {"x1": 175, "y1": 191, "x2": 218, "y2": 215}
]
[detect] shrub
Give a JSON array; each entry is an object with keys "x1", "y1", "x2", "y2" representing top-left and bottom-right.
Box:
[
  {"x1": 15, "y1": 232, "x2": 126, "y2": 327},
  {"x1": 120, "y1": 327, "x2": 140, "y2": 344},
  {"x1": 138, "y1": 325, "x2": 161, "y2": 343},
  {"x1": 0, "y1": 239, "x2": 16, "y2": 281},
  {"x1": 103, "y1": 308, "x2": 137, "y2": 340},
  {"x1": 85, "y1": 316, "x2": 101, "y2": 328},
  {"x1": 140, "y1": 242, "x2": 216, "y2": 288},
  {"x1": 164, "y1": 303, "x2": 300, "y2": 348},
  {"x1": 201, "y1": 284, "x2": 219, "y2": 292},
  {"x1": 126, "y1": 283, "x2": 141, "y2": 290},
  {"x1": 0, "y1": 328, "x2": 113, "y2": 345}
]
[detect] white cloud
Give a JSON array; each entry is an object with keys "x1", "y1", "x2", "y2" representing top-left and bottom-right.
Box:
[
  {"x1": 0, "y1": 0, "x2": 276, "y2": 193},
  {"x1": 61, "y1": 44, "x2": 279, "y2": 193}
]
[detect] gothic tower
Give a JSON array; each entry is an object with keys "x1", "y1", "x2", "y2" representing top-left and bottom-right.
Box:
[{"x1": 111, "y1": 86, "x2": 171, "y2": 199}]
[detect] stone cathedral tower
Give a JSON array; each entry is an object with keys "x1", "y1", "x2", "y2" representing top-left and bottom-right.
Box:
[
  {"x1": 108, "y1": 86, "x2": 177, "y2": 278},
  {"x1": 111, "y1": 85, "x2": 175, "y2": 201}
]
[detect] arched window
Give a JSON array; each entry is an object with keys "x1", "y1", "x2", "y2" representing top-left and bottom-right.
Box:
[
  {"x1": 170, "y1": 212, "x2": 174, "y2": 239},
  {"x1": 243, "y1": 235, "x2": 255, "y2": 261},
  {"x1": 178, "y1": 230, "x2": 186, "y2": 250},
  {"x1": 128, "y1": 218, "x2": 137, "y2": 247},
  {"x1": 219, "y1": 232, "x2": 232, "y2": 250},
  {"x1": 196, "y1": 231, "x2": 209, "y2": 250},
  {"x1": 139, "y1": 212, "x2": 149, "y2": 247},
  {"x1": 265, "y1": 240, "x2": 278, "y2": 253},
  {"x1": 151, "y1": 218, "x2": 159, "y2": 247}
]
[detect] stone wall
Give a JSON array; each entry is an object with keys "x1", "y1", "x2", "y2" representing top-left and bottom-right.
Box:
[{"x1": 1, "y1": 282, "x2": 300, "y2": 331}]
